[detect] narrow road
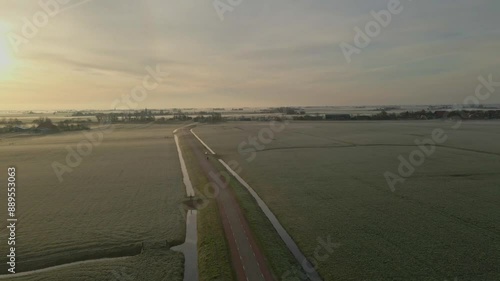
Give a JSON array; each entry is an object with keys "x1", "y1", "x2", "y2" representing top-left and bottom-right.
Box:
[{"x1": 178, "y1": 128, "x2": 275, "y2": 281}]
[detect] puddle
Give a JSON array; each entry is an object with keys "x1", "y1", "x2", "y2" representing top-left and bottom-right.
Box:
[{"x1": 172, "y1": 210, "x2": 199, "y2": 281}]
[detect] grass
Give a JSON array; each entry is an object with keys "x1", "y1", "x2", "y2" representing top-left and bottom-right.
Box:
[
  {"x1": 0, "y1": 124, "x2": 186, "y2": 274},
  {"x1": 179, "y1": 135, "x2": 234, "y2": 281},
  {"x1": 194, "y1": 121, "x2": 500, "y2": 280}
]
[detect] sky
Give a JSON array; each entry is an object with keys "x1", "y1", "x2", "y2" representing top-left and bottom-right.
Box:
[{"x1": 0, "y1": 0, "x2": 499, "y2": 110}]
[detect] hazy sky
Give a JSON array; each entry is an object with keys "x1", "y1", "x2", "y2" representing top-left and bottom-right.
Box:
[{"x1": 0, "y1": 0, "x2": 499, "y2": 110}]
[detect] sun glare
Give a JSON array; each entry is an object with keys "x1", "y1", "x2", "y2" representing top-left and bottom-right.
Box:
[
  {"x1": 0, "y1": 23, "x2": 14, "y2": 75},
  {"x1": 0, "y1": 42, "x2": 13, "y2": 69}
]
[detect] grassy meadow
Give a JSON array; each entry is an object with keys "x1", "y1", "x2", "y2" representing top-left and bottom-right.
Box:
[
  {"x1": 195, "y1": 121, "x2": 500, "y2": 280},
  {"x1": 0, "y1": 124, "x2": 186, "y2": 275},
  {"x1": 8, "y1": 249, "x2": 184, "y2": 281}
]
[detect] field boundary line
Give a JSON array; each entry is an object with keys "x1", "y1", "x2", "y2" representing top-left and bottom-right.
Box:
[
  {"x1": 190, "y1": 129, "x2": 216, "y2": 154},
  {"x1": 0, "y1": 256, "x2": 132, "y2": 279}
]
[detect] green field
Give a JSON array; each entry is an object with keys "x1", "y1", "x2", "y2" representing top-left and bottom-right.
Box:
[
  {"x1": 2, "y1": 120, "x2": 499, "y2": 280},
  {"x1": 195, "y1": 121, "x2": 500, "y2": 280},
  {"x1": 9, "y1": 249, "x2": 184, "y2": 281},
  {"x1": 0, "y1": 124, "x2": 186, "y2": 276}
]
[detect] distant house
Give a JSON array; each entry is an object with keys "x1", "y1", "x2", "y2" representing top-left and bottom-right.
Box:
[{"x1": 325, "y1": 114, "x2": 351, "y2": 120}]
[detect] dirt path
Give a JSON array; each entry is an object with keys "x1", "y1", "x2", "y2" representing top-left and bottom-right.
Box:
[{"x1": 179, "y1": 128, "x2": 275, "y2": 281}]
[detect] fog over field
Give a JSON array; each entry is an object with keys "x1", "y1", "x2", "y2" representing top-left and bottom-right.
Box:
[{"x1": 195, "y1": 121, "x2": 500, "y2": 280}]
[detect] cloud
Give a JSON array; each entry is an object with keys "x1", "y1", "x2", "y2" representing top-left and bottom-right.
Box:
[{"x1": 0, "y1": 0, "x2": 499, "y2": 109}]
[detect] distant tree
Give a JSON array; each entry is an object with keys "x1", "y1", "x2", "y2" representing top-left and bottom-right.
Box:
[
  {"x1": 33, "y1": 117, "x2": 53, "y2": 126},
  {"x1": 382, "y1": 110, "x2": 389, "y2": 118}
]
